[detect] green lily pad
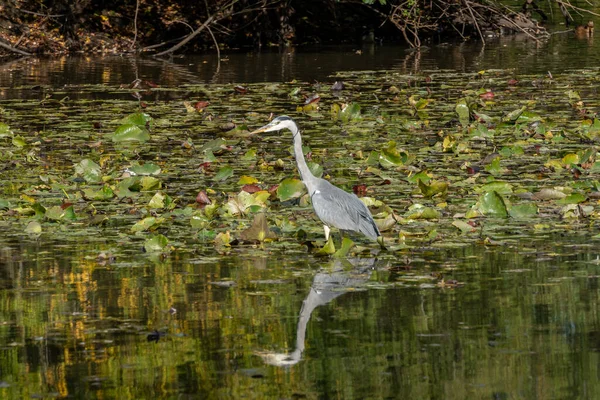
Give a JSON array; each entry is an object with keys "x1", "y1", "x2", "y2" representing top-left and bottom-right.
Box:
[
  {"x1": 224, "y1": 191, "x2": 269, "y2": 216},
  {"x1": 45, "y1": 206, "x2": 66, "y2": 221},
  {"x1": 333, "y1": 237, "x2": 355, "y2": 258},
  {"x1": 480, "y1": 191, "x2": 508, "y2": 217},
  {"x1": 25, "y1": 220, "x2": 42, "y2": 234},
  {"x1": 277, "y1": 178, "x2": 305, "y2": 201},
  {"x1": 128, "y1": 163, "x2": 161, "y2": 176},
  {"x1": 478, "y1": 181, "x2": 513, "y2": 194},
  {"x1": 405, "y1": 204, "x2": 441, "y2": 219},
  {"x1": 452, "y1": 220, "x2": 477, "y2": 234},
  {"x1": 121, "y1": 112, "x2": 153, "y2": 127},
  {"x1": 379, "y1": 142, "x2": 408, "y2": 168},
  {"x1": 214, "y1": 166, "x2": 234, "y2": 181},
  {"x1": 115, "y1": 176, "x2": 141, "y2": 198},
  {"x1": 339, "y1": 103, "x2": 361, "y2": 122},
  {"x1": 12, "y1": 135, "x2": 26, "y2": 147},
  {"x1": 132, "y1": 217, "x2": 159, "y2": 233},
  {"x1": 140, "y1": 176, "x2": 161, "y2": 191},
  {"x1": 148, "y1": 192, "x2": 166, "y2": 209},
  {"x1": 144, "y1": 234, "x2": 169, "y2": 252},
  {"x1": 455, "y1": 98, "x2": 470, "y2": 127},
  {"x1": 238, "y1": 175, "x2": 259, "y2": 185},
  {"x1": 316, "y1": 236, "x2": 336, "y2": 255},
  {"x1": 418, "y1": 179, "x2": 448, "y2": 198},
  {"x1": 562, "y1": 153, "x2": 580, "y2": 166},
  {"x1": 508, "y1": 203, "x2": 538, "y2": 219},
  {"x1": 112, "y1": 124, "x2": 150, "y2": 143},
  {"x1": 0, "y1": 122, "x2": 13, "y2": 138},
  {"x1": 74, "y1": 159, "x2": 102, "y2": 183},
  {"x1": 83, "y1": 185, "x2": 115, "y2": 200},
  {"x1": 556, "y1": 193, "x2": 587, "y2": 204},
  {"x1": 503, "y1": 106, "x2": 526, "y2": 122}
]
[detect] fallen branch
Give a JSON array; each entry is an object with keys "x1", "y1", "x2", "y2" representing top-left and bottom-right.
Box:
[
  {"x1": 0, "y1": 39, "x2": 32, "y2": 56},
  {"x1": 464, "y1": 0, "x2": 485, "y2": 43},
  {"x1": 154, "y1": 15, "x2": 215, "y2": 56}
]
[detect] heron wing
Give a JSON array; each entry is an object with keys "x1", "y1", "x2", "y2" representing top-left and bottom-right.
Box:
[{"x1": 310, "y1": 179, "x2": 380, "y2": 240}]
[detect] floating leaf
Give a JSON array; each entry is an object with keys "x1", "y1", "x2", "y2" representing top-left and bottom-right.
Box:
[
  {"x1": 480, "y1": 191, "x2": 508, "y2": 217},
  {"x1": 132, "y1": 217, "x2": 160, "y2": 233},
  {"x1": 405, "y1": 204, "x2": 441, "y2": 219},
  {"x1": 379, "y1": 142, "x2": 408, "y2": 168},
  {"x1": 455, "y1": 98, "x2": 470, "y2": 126},
  {"x1": 115, "y1": 176, "x2": 141, "y2": 198},
  {"x1": 82, "y1": 185, "x2": 114, "y2": 200},
  {"x1": 509, "y1": 203, "x2": 538, "y2": 219},
  {"x1": 556, "y1": 193, "x2": 587, "y2": 204},
  {"x1": 214, "y1": 231, "x2": 231, "y2": 249},
  {"x1": 224, "y1": 191, "x2": 269, "y2": 216},
  {"x1": 191, "y1": 214, "x2": 209, "y2": 229},
  {"x1": 308, "y1": 162, "x2": 323, "y2": 178},
  {"x1": 112, "y1": 124, "x2": 150, "y2": 143},
  {"x1": 532, "y1": 188, "x2": 566, "y2": 200},
  {"x1": 277, "y1": 178, "x2": 305, "y2": 201},
  {"x1": 200, "y1": 138, "x2": 228, "y2": 154},
  {"x1": 144, "y1": 234, "x2": 168, "y2": 252},
  {"x1": 503, "y1": 106, "x2": 526, "y2": 122},
  {"x1": 0, "y1": 122, "x2": 13, "y2": 138},
  {"x1": 214, "y1": 166, "x2": 234, "y2": 181},
  {"x1": 74, "y1": 159, "x2": 102, "y2": 183},
  {"x1": 316, "y1": 236, "x2": 336, "y2": 255},
  {"x1": 418, "y1": 179, "x2": 448, "y2": 198},
  {"x1": 25, "y1": 220, "x2": 42, "y2": 234},
  {"x1": 562, "y1": 153, "x2": 580, "y2": 166},
  {"x1": 196, "y1": 190, "x2": 211, "y2": 206},
  {"x1": 238, "y1": 175, "x2": 259, "y2": 185},
  {"x1": 366, "y1": 150, "x2": 380, "y2": 166},
  {"x1": 339, "y1": 102, "x2": 361, "y2": 122},
  {"x1": 485, "y1": 157, "x2": 504, "y2": 175},
  {"x1": 121, "y1": 112, "x2": 153, "y2": 127},
  {"x1": 148, "y1": 192, "x2": 166, "y2": 209},
  {"x1": 442, "y1": 135, "x2": 456, "y2": 152},
  {"x1": 478, "y1": 181, "x2": 513, "y2": 194},
  {"x1": 240, "y1": 213, "x2": 277, "y2": 242},
  {"x1": 128, "y1": 163, "x2": 161, "y2": 176},
  {"x1": 45, "y1": 206, "x2": 66, "y2": 221},
  {"x1": 140, "y1": 176, "x2": 161, "y2": 191},
  {"x1": 12, "y1": 135, "x2": 26, "y2": 147},
  {"x1": 62, "y1": 205, "x2": 76, "y2": 220},
  {"x1": 241, "y1": 149, "x2": 257, "y2": 160},
  {"x1": 333, "y1": 237, "x2": 354, "y2": 258},
  {"x1": 452, "y1": 220, "x2": 477, "y2": 234}
]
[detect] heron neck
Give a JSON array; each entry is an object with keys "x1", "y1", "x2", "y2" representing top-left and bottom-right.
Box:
[{"x1": 292, "y1": 129, "x2": 315, "y2": 189}]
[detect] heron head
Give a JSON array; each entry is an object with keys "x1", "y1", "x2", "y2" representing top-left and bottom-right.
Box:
[{"x1": 249, "y1": 115, "x2": 295, "y2": 134}]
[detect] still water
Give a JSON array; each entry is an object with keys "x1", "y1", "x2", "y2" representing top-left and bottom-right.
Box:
[{"x1": 1, "y1": 34, "x2": 600, "y2": 399}]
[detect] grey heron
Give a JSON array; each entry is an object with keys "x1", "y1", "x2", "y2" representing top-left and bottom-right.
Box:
[{"x1": 250, "y1": 116, "x2": 384, "y2": 247}]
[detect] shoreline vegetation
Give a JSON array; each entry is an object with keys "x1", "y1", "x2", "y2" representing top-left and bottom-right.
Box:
[{"x1": 0, "y1": 0, "x2": 596, "y2": 59}]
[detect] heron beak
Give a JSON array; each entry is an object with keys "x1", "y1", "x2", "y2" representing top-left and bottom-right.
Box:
[{"x1": 249, "y1": 125, "x2": 270, "y2": 135}]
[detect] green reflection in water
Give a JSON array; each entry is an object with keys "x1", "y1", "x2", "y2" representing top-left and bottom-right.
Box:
[{"x1": 1, "y1": 237, "x2": 599, "y2": 399}]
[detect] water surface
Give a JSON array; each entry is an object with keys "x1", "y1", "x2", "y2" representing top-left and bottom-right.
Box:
[{"x1": 1, "y1": 34, "x2": 600, "y2": 398}]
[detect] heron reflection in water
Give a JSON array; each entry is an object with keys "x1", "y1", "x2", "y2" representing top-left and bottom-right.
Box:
[
  {"x1": 256, "y1": 257, "x2": 380, "y2": 366},
  {"x1": 250, "y1": 116, "x2": 385, "y2": 248}
]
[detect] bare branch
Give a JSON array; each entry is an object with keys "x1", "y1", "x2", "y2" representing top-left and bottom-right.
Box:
[{"x1": 0, "y1": 39, "x2": 32, "y2": 56}]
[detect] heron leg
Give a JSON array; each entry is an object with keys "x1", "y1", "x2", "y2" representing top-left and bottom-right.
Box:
[{"x1": 323, "y1": 225, "x2": 330, "y2": 241}]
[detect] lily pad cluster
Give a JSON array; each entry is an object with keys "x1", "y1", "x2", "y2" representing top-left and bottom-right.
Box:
[{"x1": 1, "y1": 68, "x2": 600, "y2": 258}]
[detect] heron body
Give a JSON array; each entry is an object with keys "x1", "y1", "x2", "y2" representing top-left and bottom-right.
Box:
[{"x1": 250, "y1": 116, "x2": 382, "y2": 244}]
